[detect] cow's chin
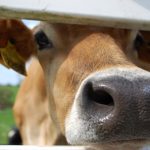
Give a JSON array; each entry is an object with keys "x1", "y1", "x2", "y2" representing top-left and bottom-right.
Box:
[
  {"x1": 66, "y1": 121, "x2": 149, "y2": 150},
  {"x1": 65, "y1": 104, "x2": 150, "y2": 150}
]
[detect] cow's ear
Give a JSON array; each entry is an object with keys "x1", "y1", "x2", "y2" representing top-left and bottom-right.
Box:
[
  {"x1": 0, "y1": 20, "x2": 37, "y2": 75},
  {"x1": 134, "y1": 31, "x2": 150, "y2": 64}
]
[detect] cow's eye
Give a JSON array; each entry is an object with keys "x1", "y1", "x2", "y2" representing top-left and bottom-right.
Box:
[
  {"x1": 34, "y1": 30, "x2": 53, "y2": 50},
  {"x1": 147, "y1": 42, "x2": 150, "y2": 48},
  {"x1": 134, "y1": 34, "x2": 144, "y2": 50}
]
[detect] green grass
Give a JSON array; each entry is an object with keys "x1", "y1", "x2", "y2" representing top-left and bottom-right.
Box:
[
  {"x1": 0, "y1": 85, "x2": 19, "y2": 144},
  {"x1": 0, "y1": 108, "x2": 15, "y2": 144},
  {"x1": 0, "y1": 85, "x2": 19, "y2": 107}
]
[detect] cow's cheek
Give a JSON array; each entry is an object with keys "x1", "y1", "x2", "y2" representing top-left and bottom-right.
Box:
[{"x1": 51, "y1": 59, "x2": 77, "y2": 133}]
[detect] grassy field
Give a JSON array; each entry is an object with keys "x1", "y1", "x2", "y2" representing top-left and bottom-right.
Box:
[
  {"x1": 0, "y1": 85, "x2": 19, "y2": 108},
  {"x1": 0, "y1": 108, "x2": 15, "y2": 144},
  {"x1": 0, "y1": 85, "x2": 19, "y2": 144}
]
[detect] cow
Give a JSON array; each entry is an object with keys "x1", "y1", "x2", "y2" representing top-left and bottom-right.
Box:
[
  {"x1": 13, "y1": 57, "x2": 67, "y2": 145},
  {"x1": 0, "y1": 19, "x2": 150, "y2": 150}
]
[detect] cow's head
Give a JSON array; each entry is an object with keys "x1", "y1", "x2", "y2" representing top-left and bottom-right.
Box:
[
  {"x1": 33, "y1": 23, "x2": 150, "y2": 149},
  {"x1": 1, "y1": 20, "x2": 150, "y2": 149}
]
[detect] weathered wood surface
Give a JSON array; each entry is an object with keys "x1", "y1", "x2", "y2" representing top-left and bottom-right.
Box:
[{"x1": 0, "y1": 0, "x2": 150, "y2": 30}]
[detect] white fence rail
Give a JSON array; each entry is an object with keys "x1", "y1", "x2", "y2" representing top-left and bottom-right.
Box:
[
  {"x1": 0, "y1": 145, "x2": 150, "y2": 150},
  {"x1": 0, "y1": 146, "x2": 89, "y2": 150},
  {"x1": 0, "y1": 0, "x2": 150, "y2": 30}
]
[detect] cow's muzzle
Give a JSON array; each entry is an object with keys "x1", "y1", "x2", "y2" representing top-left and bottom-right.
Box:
[{"x1": 66, "y1": 67, "x2": 150, "y2": 145}]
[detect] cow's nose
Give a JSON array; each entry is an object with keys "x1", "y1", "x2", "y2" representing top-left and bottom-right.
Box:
[
  {"x1": 83, "y1": 81, "x2": 115, "y2": 112},
  {"x1": 75, "y1": 68, "x2": 150, "y2": 142}
]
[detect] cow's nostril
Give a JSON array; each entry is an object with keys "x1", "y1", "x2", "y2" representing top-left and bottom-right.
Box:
[{"x1": 86, "y1": 83, "x2": 114, "y2": 106}]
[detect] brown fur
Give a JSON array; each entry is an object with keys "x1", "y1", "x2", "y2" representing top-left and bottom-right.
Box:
[
  {"x1": 13, "y1": 57, "x2": 67, "y2": 145},
  {"x1": 0, "y1": 20, "x2": 36, "y2": 62}
]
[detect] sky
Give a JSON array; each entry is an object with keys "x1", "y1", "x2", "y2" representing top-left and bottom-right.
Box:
[{"x1": 0, "y1": 19, "x2": 39, "y2": 85}]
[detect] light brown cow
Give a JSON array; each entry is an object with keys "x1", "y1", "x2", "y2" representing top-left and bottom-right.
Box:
[
  {"x1": 0, "y1": 20, "x2": 150, "y2": 150},
  {"x1": 13, "y1": 57, "x2": 67, "y2": 145}
]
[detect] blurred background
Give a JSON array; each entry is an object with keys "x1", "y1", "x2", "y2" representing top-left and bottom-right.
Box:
[{"x1": 0, "y1": 19, "x2": 39, "y2": 144}]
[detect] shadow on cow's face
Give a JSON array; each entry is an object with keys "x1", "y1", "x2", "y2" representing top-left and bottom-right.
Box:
[
  {"x1": 132, "y1": 31, "x2": 150, "y2": 71},
  {"x1": 34, "y1": 23, "x2": 150, "y2": 149}
]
